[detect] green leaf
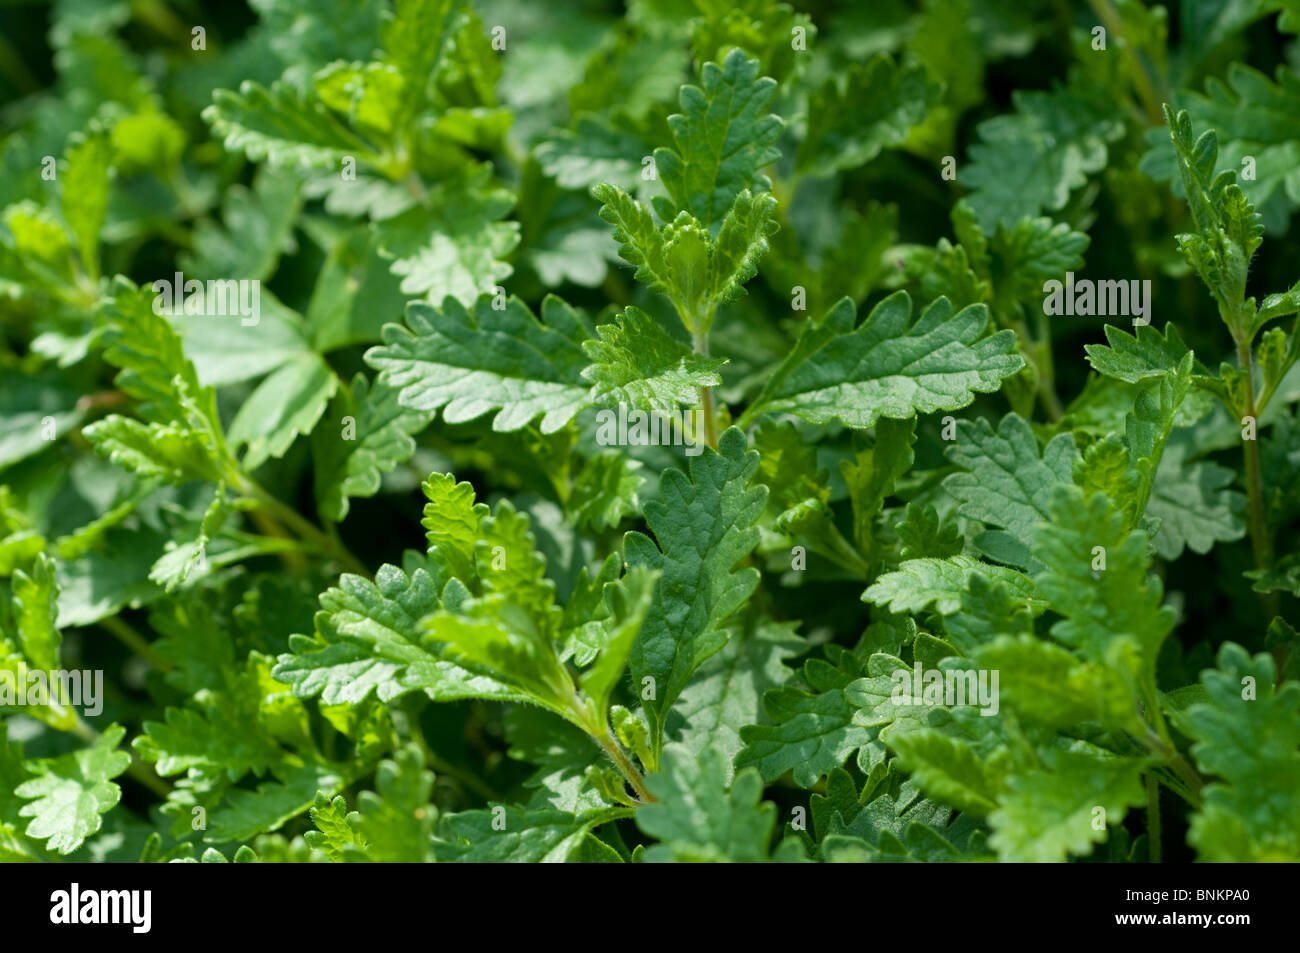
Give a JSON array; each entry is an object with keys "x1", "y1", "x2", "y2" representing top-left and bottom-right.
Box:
[
  {"x1": 83, "y1": 416, "x2": 226, "y2": 484},
  {"x1": 741, "y1": 293, "x2": 1023, "y2": 430},
  {"x1": 963, "y1": 82, "x2": 1124, "y2": 231},
  {"x1": 420, "y1": 472, "x2": 488, "y2": 583},
  {"x1": 167, "y1": 289, "x2": 313, "y2": 387},
  {"x1": 273, "y1": 559, "x2": 525, "y2": 706},
  {"x1": 625, "y1": 428, "x2": 766, "y2": 755},
  {"x1": 973, "y1": 635, "x2": 1142, "y2": 732},
  {"x1": 882, "y1": 723, "x2": 1006, "y2": 817},
  {"x1": 636, "y1": 745, "x2": 777, "y2": 862},
  {"x1": 204, "y1": 80, "x2": 379, "y2": 171},
  {"x1": 11, "y1": 554, "x2": 61, "y2": 672},
  {"x1": 180, "y1": 167, "x2": 302, "y2": 282},
  {"x1": 437, "y1": 804, "x2": 630, "y2": 862},
  {"x1": 1184, "y1": 643, "x2": 1300, "y2": 861},
  {"x1": 382, "y1": 0, "x2": 461, "y2": 131},
  {"x1": 1162, "y1": 104, "x2": 1263, "y2": 317},
  {"x1": 312, "y1": 373, "x2": 432, "y2": 523},
  {"x1": 367, "y1": 294, "x2": 591, "y2": 434},
  {"x1": 61, "y1": 128, "x2": 112, "y2": 280},
  {"x1": 593, "y1": 186, "x2": 777, "y2": 334},
  {"x1": 987, "y1": 747, "x2": 1147, "y2": 862},
  {"x1": 372, "y1": 165, "x2": 519, "y2": 305},
  {"x1": 205, "y1": 762, "x2": 346, "y2": 844},
  {"x1": 840, "y1": 417, "x2": 916, "y2": 558},
  {"x1": 1032, "y1": 486, "x2": 1176, "y2": 671},
  {"x1": 1144, "y1": 64, "x2": 1300, "y2": 235},
  {"x1": 1084, "y1": 323, "x2": 1197, "y2": 383},
  {"x1": 303, "y1": 792, "x2": 364, "y2": 862},
  {"x1": 942, "y1": 572, "x2": 1041, "y2": 653},
  {"x1": 99, "y1": 279, "x2": 221, "y2": 434},
  {"x1": 863, "y1": 555, "x2": 1037, "y2": 616},
  {"x1": 136, "y1": 703, "x2": 282, "y2": 778},
  {"x1": 535, "y1": 117, "x2": 646, "y2": 191},
  {"x1": 1147, "y1": 447, "x2": 1245, "y2": 559},
  {"x1": 797, "y1": 54, "x2": 939, "y2": 177},
  {"x1": 345, "y1": 747, "x2": 434, "y2": 862},
  {"x1": 582, "y1": 306, "x2": 725, "y2": 416},
  {"x1": 579, "y1": 565, "x2": 657, "y2": 722},
  {"x1": 652, "y1": 49, "x2": 783, "y2": 230},
  {"x1": 16, "y1": 724, "x2": 131, "y2": 855},
  {"x1": 736, "y1": 645, "x2": 876, "y2": 788},
  {"x1": 228, "y1": 353, "x2": 339, "y2": 469},
  {"x1": 943, "y1": 412, "x2": 1078, "y2": 570},
  {"x1": 666, "y1": 619, "x2": 804, "y2": 777},
  {"x1": 567, "y1": 452, "x2": 643, "y2": 532}
]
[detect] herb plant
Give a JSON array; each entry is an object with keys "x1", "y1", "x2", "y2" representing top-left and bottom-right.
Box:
[{"x1": 1, "y1": 0, "x2": 1298, "y2": 864}]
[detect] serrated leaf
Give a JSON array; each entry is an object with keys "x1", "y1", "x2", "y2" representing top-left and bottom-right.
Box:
[
  {"x1": 567, "y1": 452, "x2": 643, "y2": 532},
  {"x1": 666, "y1": 619, "x2": 803, "y2": 778},
  {"x1": 304, "y1": 792, "x2": 363, "y2": 862},
  {"x1": 1084, "y1": 323, "x2": 1197, "y2": 383},
  {"x1": 83, "y1": 416, "x2": 226, "y2": 485},
  {"x1": 582, "y1": 306, "x2": 724, "y2": 416},
  {"x1": 1184, "y1": 643, "x2": 1300, "y2": 861},
  {"x1": 228, "y1": 353, "x2": 339, "y2": 469},
  {"x1": 653, "y1": 49, "x2": 783, "y2": 230},
  {"x1": 988, "y1": 747, "x2": 1147, "y2": 862},
  {"x1": 372, "y1": 165, "x2": 519, "y2": 305},
  {"x1": 204, "y1": 80, "x2": 379, "y2": 170},
  {"x1": 16, "y1": 724, "x2": 131, "y2": 855},
  {"x1": 367, "y1": 294, "x2": 590, "y2": 434},
  {"x1": 943, "y1": 412, "x2": 1078, "y2": 570},
  {"x1": 313, "y1": 373, "x2": 432, "y2": 522},
  {"x1": 437, "y1": 804, "x2": 629, "y2": 862},
  {"x1": 863, "y1": 555, "x2": 1037, "y2": 616},
  {"x1": 1147, "y1": 447, "x2": 1245, "y2": 559},
  {"x1": 593, "y1": 186, "x2": 777, "y2": 334},
  {"x1": 636, "y1": 745, "x2": 776, "y2": 862},
  {"x1": 535, "y1": 116, "x2": 646, "y2": 191},
  {"x1": 273, "y1": 561, "x2": 524, "y2": 706},
  {"x1": 736, "y1": 645, "x2": 875, "y2": 788},
  {"x1": 626, "y1": 428, "x2": 766, "y2": 755},
  {"x1": 963, "y1": 82, "x2": 1124, "y2": 231},
  {"x1": 1032, "y1": 486, "x2": 1176, "y2": 671},
  {"x1": 741, "y1": 293, "x2": 1023, "y2": 430},
  {"x1": 797, "y1": 54, "x2": 939, "y2": 177},
  {"x1": 973, "y1": 635, "x2": 1142, "y2": 732},
  {"x1": 882, "y1": 723, "x2": 1005, "y2": 816},
  {"x1": 205, "y1": 762, "x2": 346, "y2": 844}
]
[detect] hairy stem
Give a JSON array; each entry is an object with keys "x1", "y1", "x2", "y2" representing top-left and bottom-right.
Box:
[
  {"x1": 1235, "y1": 336, "x2": 1279, "y2": 619},
  {"x1": 596, "y1": 730, "x2": 655, "y2": 803},
  {"x1": 693, "y1": 331, "x2": 720, "y2": 449}
]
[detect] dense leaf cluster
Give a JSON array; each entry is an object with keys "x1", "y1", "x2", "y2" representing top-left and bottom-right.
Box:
[{"x1": 1, "y1": 0, "x2": 1298, "y2": 863}]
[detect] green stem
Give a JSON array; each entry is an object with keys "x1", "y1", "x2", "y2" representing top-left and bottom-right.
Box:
[
  {"x1": 595, "y1": 730, "x2": 655, "y2": 803},
  {"x1": 240, "y1": 479, "x2": 368, "y2": 575},
  {"x1": 99, "y1": 615, "x2": 171, "y2": 672},
  {"x1": 1087, "y1": 0, "x2": 1164, "y2": 125},
  {"x1": 1146, "y1": 773, "x2": 1162, "y2": 863},
  {"x1": 692, "y1": 331, "x2": 720, "y2": 449},
  {"x1": 71, "y1": 718, "x2": 172, "y2": 800},
  {"x1": 410, "y1": 731, "x2": 503, "y2": 802}
]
